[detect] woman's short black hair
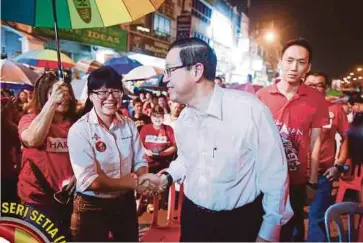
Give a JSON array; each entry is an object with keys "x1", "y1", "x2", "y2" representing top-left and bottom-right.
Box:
[
  {"x1": 82, "y1": 66, "x2": 124, "y2": 115},
  {"x1": 87, "y1": 66, "x2": 123, "y2": 93}
]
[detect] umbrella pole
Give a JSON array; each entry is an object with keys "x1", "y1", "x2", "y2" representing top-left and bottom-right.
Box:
[{"x1": 51, "y1": 0, "x2": 64, "y2": 81}]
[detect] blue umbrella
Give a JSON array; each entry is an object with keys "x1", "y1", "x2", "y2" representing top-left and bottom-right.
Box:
[{"x1": 104, "y1": 56, "x2": 142, "y2": 75}]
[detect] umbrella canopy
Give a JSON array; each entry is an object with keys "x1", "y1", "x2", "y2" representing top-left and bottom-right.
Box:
[
  {"x1": 15, "y1": 49, "x2": 75, "y2": 69},
  {"x1": 123, "y1": 66, "x2": 164, "y2": 81},
  {"x1": 104, "y1": 56, "x2": 142, "y2": 75},
  {"x1": 75, "y1": 59, "x2": 102, "y2": 73},
  {"x1": 124, "y1": 74, "x2": 166, "y2": 95},
  {"x1": 1, "y1": 0, "x2": 165, "y2": 80},
  {"x1": 139, "y1": 74, "x2": 167, "y2": 90},
  {"x1": 0, "y1": 59, "x2": 40, "y2": 85},
  {"x1": 1, "y1": 0, "x2": 165, "y2": 29}
]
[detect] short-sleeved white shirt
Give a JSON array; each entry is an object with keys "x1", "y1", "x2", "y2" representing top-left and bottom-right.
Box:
[{"x1": 68, "y1": 108, "x2": 147, "y2": 198}]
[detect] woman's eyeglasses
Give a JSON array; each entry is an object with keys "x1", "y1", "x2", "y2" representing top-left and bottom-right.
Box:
[{"x1": 91, "y1": 90, "x2": 122, "y2": 99}]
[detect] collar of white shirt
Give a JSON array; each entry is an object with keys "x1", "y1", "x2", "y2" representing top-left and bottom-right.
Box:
[
  {"x1": 204, "y1": 84, "x2": 223, "y2": 120},
  {"x1": 87, "y1": 108, "x2": 126, "y2": 127}
]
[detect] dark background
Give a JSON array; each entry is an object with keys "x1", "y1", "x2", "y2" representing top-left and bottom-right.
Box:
[{"x1": 229, "y1": 0, "x2": 363, "y2": 78}]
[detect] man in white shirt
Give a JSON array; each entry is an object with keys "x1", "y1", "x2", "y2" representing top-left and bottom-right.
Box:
[{"x1": 140, "y1": 38, "x2": 293, "y2": 242}]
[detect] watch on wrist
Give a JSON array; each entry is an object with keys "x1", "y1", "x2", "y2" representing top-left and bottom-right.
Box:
[
  {"x1": 334, "y1": 163, "x2": 348, "y2": 173},
  {"x1": 161, "y1": 171, "x2": 173, "y2": 188}
]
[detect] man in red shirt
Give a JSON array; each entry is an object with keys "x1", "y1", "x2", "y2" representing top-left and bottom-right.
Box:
[
  {"x1": 257, "y1": 39, "x2": 329, "y2": 242},
  {"x1": 305, "y1": 71, "x2": 349, "y2": 241},
  {"x1": 132, "y1": 98, "x2": 151, "y2": 131}
]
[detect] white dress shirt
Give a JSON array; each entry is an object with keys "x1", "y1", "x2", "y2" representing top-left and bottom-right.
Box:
[
  {"x1": 166, "y1": 85, "x2": 293, "y2": 241},
  {"x1": 68, "y1": 108, "x2": 147, "y2": 198}
]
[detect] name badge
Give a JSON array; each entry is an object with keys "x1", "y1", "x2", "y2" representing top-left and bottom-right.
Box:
[{"x1": 46, "y1": 137, "x2": 68, "y2": 152}]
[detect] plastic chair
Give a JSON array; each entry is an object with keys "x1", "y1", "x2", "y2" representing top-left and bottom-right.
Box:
[
  {"x1": 336, "y1": 164, "x2": 363, "y2": 203},
  {"x1": 325, "y1": 202, "x2": 363, "y2": 242},
  {"x1": 166, "y1": 183, "x2": 184, "y2": 224},
  {"x1": 148, "y1": 183, "x2": 184, "y2": 226},
  {"x1": 140, "y1": 183, "x2": 184, "y2": 242}
]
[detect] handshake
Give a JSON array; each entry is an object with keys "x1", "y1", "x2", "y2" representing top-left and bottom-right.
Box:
[{"x1": 133, "y1": 173, "x2": 169, "y2": 196}]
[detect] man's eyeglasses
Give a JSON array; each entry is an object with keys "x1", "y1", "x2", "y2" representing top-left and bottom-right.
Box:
[
  {"x1": 307, "y1": 83, "x2": 325, "y2": 89},
  {"x1": 91, "y1": 90, "x2": 122, "y2": 99},
  {"x1": 164, "y1": 63, "x2": 196, "y2": 78}
]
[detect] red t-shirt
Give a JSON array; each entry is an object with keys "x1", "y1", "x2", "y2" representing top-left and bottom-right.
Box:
[
  {"x1": 319, "y1": 102, "x2": 350, "y2": 172},
  {"x1": 18, "y1": 114, "x2": 74, "y2": 204},
  {"x1": 257, "y1": 83, "x2": 329, "y2": 185},
  {"x1": 120, "y1": 108, "x2": 130, "y2": 117},
  {"x1": 139, "y1": 124, "x2": 176, "y2": 167}
]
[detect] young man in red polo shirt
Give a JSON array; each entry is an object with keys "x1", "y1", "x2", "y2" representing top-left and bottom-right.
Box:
[
  {"x1": 257, "y1": 39, "x2": 329, "y2": 242},
  {"x1": 305, "y1": 71, "x2": 349, "y2": 241}
]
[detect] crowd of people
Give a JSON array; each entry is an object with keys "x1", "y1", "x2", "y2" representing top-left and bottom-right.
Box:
[{"x1": 1, "y1": 37, "x2": 363, "y2": 242}]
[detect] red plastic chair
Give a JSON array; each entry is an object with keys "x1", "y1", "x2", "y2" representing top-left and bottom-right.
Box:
[
  {"x1": 140, "y1": 183, "x2": 184, "y2": 242},
  {"x1": 336, "y1": 164, "x2": 363, "y2": 203}
]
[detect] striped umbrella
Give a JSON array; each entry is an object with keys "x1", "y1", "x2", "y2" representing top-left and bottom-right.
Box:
[
  {"x1": 1, "y1": 0, "x2": 166, "y2": 29},
  {"x1": 75, "y1": 59, "x2": 102, "y2": 73},
  {"x1": 104, "y1": 56, "x2": 142, "y2": 75},
  {"x1": 15, "y1": 49, "x2": 75, "y2": 69},
  {"x1": 0, "y1": 59, "x2": 40, "y2": 85},
  {"x1": 123, "y1": 66, "x2": 164, "y2": 81},
  {"x1": 1, "y1": 0, "x2": 165, "y2": 79}
]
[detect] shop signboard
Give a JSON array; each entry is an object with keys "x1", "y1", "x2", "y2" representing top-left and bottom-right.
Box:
[
  {"x1": 176, "y1": 14, "x2": 192, "y2": 40},
  {"x1": 128, "y1": 32, "x2": 169, "y2": 58},
  {"x1": 33, "y1": 26, "x2": 127, "y2": 51}
]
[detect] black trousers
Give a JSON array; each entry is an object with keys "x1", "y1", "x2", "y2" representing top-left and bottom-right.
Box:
[
  {"x1": 180, "y1": 195, "x2": 263, "y2": 242},
  {"x1": 71, "y1": 191, "x2": 138, "y2": 242},
  {"x1": 280, "y1": 184, "x2": 306, "y2": 242}
]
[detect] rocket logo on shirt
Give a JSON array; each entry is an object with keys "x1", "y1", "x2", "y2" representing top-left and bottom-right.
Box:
[
  {"x1": 46, "y1": 137, "x2": 68, "y2": 152},
  {"x1": 95, "y1": 141, "x2": 107, "y2": 152}
]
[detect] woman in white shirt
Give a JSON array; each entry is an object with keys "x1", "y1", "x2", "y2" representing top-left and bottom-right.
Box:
[{"x1": 67, "y1": 66, "x2": 150, "y2": 242}]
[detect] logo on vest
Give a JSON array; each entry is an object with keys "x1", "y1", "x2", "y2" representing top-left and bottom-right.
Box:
[
  {"x1": 46, "y1": 138, "x2": 68, "y2": 153},
  {"x1": 95, "y1": 141, "x2": 107, "y2": 152}
]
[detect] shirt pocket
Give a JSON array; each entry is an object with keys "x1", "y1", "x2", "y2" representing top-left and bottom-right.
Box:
[{"x1": 208, "y1": 147, "x2": 243, "y2": 183}]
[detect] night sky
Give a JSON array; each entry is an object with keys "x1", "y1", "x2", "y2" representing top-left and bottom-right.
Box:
[{"x1": 230, "y1": 0, "x2": 363, "y2": 79}]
